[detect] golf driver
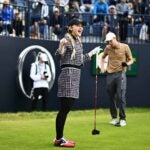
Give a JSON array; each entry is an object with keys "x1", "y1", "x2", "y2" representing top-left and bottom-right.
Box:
[{"x1": 92, "y1": 75, "x2": 100, "y2": 135}]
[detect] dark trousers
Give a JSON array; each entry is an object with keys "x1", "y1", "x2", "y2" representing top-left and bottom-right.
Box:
[
  {"x1": 31, "y1": 87, "x2": 49, "y2": 111},
  {"x1": 106, "y1": 72, "x2": 127, "y2": 120},
  {"x1": 119, "y1": 17, "x2": 128, "y2": 41},
  {"x1": 2, "y1": 24, "x2": 13, "y2": 34},
  {"x1": 56, "y1": 97, "x2": 75, "y2": 139}
]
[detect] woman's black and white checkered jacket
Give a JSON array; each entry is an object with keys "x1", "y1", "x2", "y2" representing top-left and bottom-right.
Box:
[{"x1": 55, "y1": 34, "x2": 91, "y2": 99}]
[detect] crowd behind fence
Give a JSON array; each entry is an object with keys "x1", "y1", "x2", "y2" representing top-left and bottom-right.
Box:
[{"x1": 0, "y1": 1, "x2": 149, "y2": 44}]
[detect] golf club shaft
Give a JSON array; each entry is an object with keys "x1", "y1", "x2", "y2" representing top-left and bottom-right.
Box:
[{"x1": 94, "y1": 75, "x2": 98, "y2": 129}]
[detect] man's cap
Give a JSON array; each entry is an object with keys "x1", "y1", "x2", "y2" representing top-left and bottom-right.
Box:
[
  {"x1": 39, "y1": 53, "x2": 48, "y2": 62},
  {"x1": 68, "y1": 18, "x2": 86, "y2": 27},
  {"x1": 105, "y1": 32, "x2": 116, "y2": 42}
]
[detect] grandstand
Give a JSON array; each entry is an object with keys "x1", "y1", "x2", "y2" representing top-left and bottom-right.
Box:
[{"x1": 0, "y1": 0, "x2": 149, "y2": 43}]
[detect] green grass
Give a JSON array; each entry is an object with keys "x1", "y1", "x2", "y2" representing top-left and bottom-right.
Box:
[{"x1": 0, "y1": 108, "x2": 150, "y2": 150}]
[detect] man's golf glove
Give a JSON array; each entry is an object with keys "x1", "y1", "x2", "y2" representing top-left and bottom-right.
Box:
[
  {"x1": 88, "y1": 46, "x2": 102, "y2": 57},
  {"x1": 122, "y1": 62, "x2": 128, "y2": 67}
]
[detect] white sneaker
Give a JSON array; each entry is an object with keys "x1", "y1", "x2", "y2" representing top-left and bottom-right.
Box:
[
  {"x1": 109, "y1": 118, "x2": 117, "y2": 125},
  {"x1": 115, "y1": 120, "x2": 127, "y2": 127},
  {"x1": 120, "y1": 120, "x2": 127, "y2": 126}
]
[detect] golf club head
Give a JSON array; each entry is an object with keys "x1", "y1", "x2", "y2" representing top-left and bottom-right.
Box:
[{"x1": 92, "y1": 129, "x2": 100, "y2": 135}]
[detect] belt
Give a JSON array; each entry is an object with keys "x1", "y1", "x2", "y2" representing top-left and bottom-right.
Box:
[{"x1": 61, "y1": 64, "x2": 81, "y2": 69}]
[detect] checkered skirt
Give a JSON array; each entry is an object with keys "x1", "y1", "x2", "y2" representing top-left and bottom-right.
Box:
[{"x1": 57, "y1": 67, "x2": 81, "y2": 99}]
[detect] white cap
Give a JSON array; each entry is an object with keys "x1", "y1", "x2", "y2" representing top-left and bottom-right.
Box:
[
  {"x1": 109, "y1": 5, "x2": 116, "y2": 10},
  {"x1": 53, "y1": 7, "x2": 59, "y2": 12},
  {"x1": 39, "y1": 53, "x2": 48, "y2": 62},
  {"x1": 105, "y1": 32, "x2": 116, "y2": 42}
]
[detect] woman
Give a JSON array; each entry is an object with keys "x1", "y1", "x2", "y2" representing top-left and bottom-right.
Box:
[{"x1": 54, "y1": 18, "x2": 101, "y2": 147}]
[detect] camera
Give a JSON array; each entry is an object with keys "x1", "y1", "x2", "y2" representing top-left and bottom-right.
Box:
[{"x1": 43, "y1": 71, "x2": 48, "y2": 78}]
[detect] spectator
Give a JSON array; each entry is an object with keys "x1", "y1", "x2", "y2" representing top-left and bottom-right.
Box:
[
  {"x1": 116, "y1": 0, "x2": 129, "y2": 41},
  {"x1": 50, "y1": 7, "x2": 63, "y2": 38},
  {"x1": 133, "y1": 15, "x2": 144, "y2": 38},
  {"x1": 1, "y1": 0, "x2": 14, "y2": 35},
  {"x1": 138, "y1": 0, "x2": 148, "y2": 14},
  {"x1": 30, "y1": 0, "x2": 41, "y2": 38},
  {"x1": 51, "y1": 0, "x2": 64, "y2": 14},
  {"x1": 102, "y1": 5, "x2": 119, "y2": 40},
  {"x1": 132, "y1": 0, "x2": 140, "y2": 14},
  {"x1": 139, "y1": 21, "x2": 148, "y2": 41},
  {"x1": 12, "y1": 12, "x2": 24, "y2": 37},
  {"x1": 128, "y1": 2, "x2": 134, "y2": 15},
  {"x1": 93, "y1": 0, "x2": 108, "y2": 23},
  {"x1": 128, "y1": 2, "x2": 134, "y2": 25},
  {"x1": 30, "y1": 52, "x2": 51, "y2": 111},
  {"x1": 80, "y1": 0, "x2": 95, "y2": 12},
  {"x1": 38, "y1": 0, "x2": 49, "y2": 40},
  {"x1": 69, "y1": 0, "x2": 81, "y2": 12},
  {"x1": 30, "y1": 0, "x2": 48, "y2": 39},
  {"x1": 67, "y1": 0, "x2": 81, "y2": 20}
]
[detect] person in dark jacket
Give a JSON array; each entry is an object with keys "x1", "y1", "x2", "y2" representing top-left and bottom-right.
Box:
[
  {"x1": 116, "y1": 0, "x2": 129, "y2": 41},
  {"x1": 13, "y1": 12, "x2": 23, "y2": 37},
  {"x1": 51, "y1": 7, "x2": 62, "y2": 37},
  {"x1": 54, "y1": 18, "x2": 101, "y2": 148}
]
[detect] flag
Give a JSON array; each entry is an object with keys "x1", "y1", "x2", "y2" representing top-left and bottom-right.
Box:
[{"x1": 92, "y1": 51, "x2": 109, "y2": 75}]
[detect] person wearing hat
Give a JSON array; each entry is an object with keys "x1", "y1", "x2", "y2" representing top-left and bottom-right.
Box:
[
  {"x1": 102, "y1": 5, "x2": 119, "y2": 40},
  {"x1": 30, "y1": 52, "x2": 51, "y2": 111},
  {"x1": 54, "y1": 18, "x2": 101, "y2": 147},
  {"x1": 100, "y1": 32, "x2": 134, "y2": 127}
]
